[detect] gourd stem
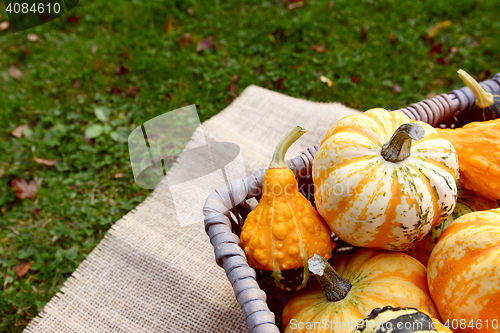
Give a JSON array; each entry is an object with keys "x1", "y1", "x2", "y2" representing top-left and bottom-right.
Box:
[
  {"x1": 458, "y1": 69, "x2": 494, "y2": 109},
  {"x1": 269, "y1": 125, "x2": 307, "y2": 168},
  {"x1": 381, "y1": 123, "x2": 425, "y2": 163},
  {"x1": 308, "y1": 255, "x2": 351, "y2": 302}
]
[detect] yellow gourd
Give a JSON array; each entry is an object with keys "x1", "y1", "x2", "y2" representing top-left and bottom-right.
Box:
[{"x1": 240, "y1": 126, "x2": 335, "y2": 292}]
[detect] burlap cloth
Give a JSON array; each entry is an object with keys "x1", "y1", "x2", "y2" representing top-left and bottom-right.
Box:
[{"x1": 24, "y1": 85, "x2": 361, "y2": 333}]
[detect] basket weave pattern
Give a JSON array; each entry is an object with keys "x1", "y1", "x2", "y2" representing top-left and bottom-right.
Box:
[{"x1": 203, "y1": 74, "x2": 500, "y2": 333}]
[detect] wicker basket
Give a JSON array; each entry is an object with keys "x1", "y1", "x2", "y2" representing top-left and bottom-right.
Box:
[{"x1": 202, "y1": 74, "x2": 500, "y2": 333}]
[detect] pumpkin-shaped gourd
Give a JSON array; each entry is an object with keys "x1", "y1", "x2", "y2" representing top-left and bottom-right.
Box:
[
  {"x1": 427, "y1": 208, "x2": 500, "y2": 333},
  {"x1": 436, "y1": 119, "x2": 500, "y2": 201},
  {"x1": 352, "y1": 306, "x2": 452, "y2": 333},
  {"x1": 282, "y1": 248, "x2": 439, "y2": 333},
  {"x1": 405, "y1": 181, "x2": 499, "y2": 266},
  {"x1": 313, "y1": 108, "x2": 459, "y2": 251},
  {"x1": 240, "y1": 126, "x2": 335, "y2": 292}
]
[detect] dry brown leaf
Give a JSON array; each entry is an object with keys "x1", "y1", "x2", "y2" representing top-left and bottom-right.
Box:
[
  {"x1": 115, "y1": 65, "x2": 128, "y2": 77},
  {"x1": 164, "y1": 19, "x2": 173, "y2": 33},
  {"x1": 287, "y1": 1, "x2": 304, "y2": 9},
  {"x1": 197, "y1": 36, "x2": 213, "y2": 52},
  {"x1": 389, "y1": 33, "x2": 397, "y2": 45},
  {"x1": 12, "y1": 179, "x2": 38, "y2": 200},
  {"x1": 126, "y1": 86, "x2": 140, "y2": 97},
  {"x1": 178, "y1": 33, "x2": 193, "y2": 48},
  {"x1": 16, "y1": 262, "x2": 32, "y2": 278},
  {"x1": 27, "y1": 33, "x2": 40, "y2": 42},
  {"x1": 228, "y1": 75, "x2": 238, "y2": 98},
  {"x1": 114, "y1": 173, "x2": 123, "y2": 179},
  {"x1": 33, "y1": 157, "x2": 57, "y2": 166},
  {"x1": 393, "y1": 83, "x2": 402, "y2": 94},
  {"x1": 320, "y1": 75, "x2": 334, "y2": 87},
  {"x1": 312, "y1": 45, "x2": 327, "y2": 53},
  {"x1": 91, "y1": 45, "x2": 98, "y2": 54},
  {"x1": 187, "y1": 8, "x2": 194, "y2": 17},
  {"x1": 11, "y1": 124, "x2": 30, "y2": 138},
  {"x1": 8, "y1": 66, "x2": 22, "y2": 80},
  {"x1": 427, "y1": 20, "x2": 452, "y2": 38},
  {"x1": 0, "y1": 21, "x2": 9, "y2": 31}
]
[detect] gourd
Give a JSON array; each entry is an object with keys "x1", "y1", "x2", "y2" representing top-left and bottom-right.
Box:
[
  {"x1": 457, "y1": 69, "x2": 500, "y2": 121},
  {"x1": 312, "y1": 108, "x2": 459, "y2": 251},
  {"x1": 240, "y1": 126, "x2": 335, "y2": 292},
  {"x1": 436, "y1": 118, "x2": 500, "y2": 201},
  {"x1": 427, "y1": 208, "x2": 500, "y2": 333},
  {"x1": 282, "y1": 248, "x2": 439, "y2": 333},
  {"x1": 353, "y1": 306, "x2": 452, "y2": 333},
  {"x1": 405, "y1": 181, "x2": 499, "y2": 266}
]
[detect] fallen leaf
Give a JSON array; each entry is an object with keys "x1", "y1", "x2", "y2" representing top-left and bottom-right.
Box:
[
  {"x1": 119, "y1": 47, "x2": 131, "y2": 60},
  {"x1": 254, "y1": 64, "x2": 263, "y2": 76},
  {"x1": 126, "y1": 86, "x2": 140, "y2": 97},
  {"x1": 430, "y1": 42, "x2": 443, "y2": 57},
  {"x1": 110, "y1": 87, "x2": 123, "y2": 95},
  {"x1": 8, "y1": 66, "x2": 22, "y2": 80},
  {"x1": 274, "y1": 77, "x2": 285, "y2": 90},
  {"x1": 12, "y1": 179, "x2": 38, "y2": 200},
  {"x1": 268, "y1": 34, "x2": 276, "y2": 45},
  {"x1": 115, "y1": 65, "x2": 128, "y2": 77},
  {"x1": 33, "y1": 157, "x2": 57, "y2": 166},
  {"x1": 389, "y1": 33, "x2": 397, "y2": 45},
  {"x1": 351, "y1": 75, "x2": 359, "y2": 83},
  {"x1": 361, "y1": 26, "x2": 367, "y2": 41},
  {"x1": 84, "y1": 134, "x2": 95, "y2": 146},
  {"x1": 73, "y1": 78, "x2": 80, "y2": 89},
  {"x1": 27, "y1": 33, "x2": 40, "y2": 42},
  {"x1": 16, "y1": 262, "x2": 32, "y2": 278},
  {"x1": 91, "y1": 45, "x2": 98, "y2": 53},
  {"x1": 228, "y1": 75, "x2": 238, "y2": 98},
  {"x1": 31, "y1": 207, "x2": 40, "y2": 215},
  {"x1": 427, "y1": 20, "x2": 452, "y2": 38},
  {"x1": 11, "y1": 125, "x2": 30, "y2": 138},
  {"x1": 178, "y1": 33, "x2": 193, "y2": 48},
  {"x1": 164, "y1": 19, "x2": 173, "y2": 33},
  {"x1": 197, "y1": 36, "x2": 214, "y2": 52},
  {"x1": 450, "y1": 46, "x2": 458, "y2": 54},
  {"x1": 70, "y1": 185, "x2": 77, "y2": 191},
  {"x1": 393, "y1": 83, "x2": 402, "y2": 94},
  {"x1": 165, "y1": 93, "x2": 172, "y2": 99},
  {"x1": 187, "y1": 8, "x2": 194, "y2": 17},
  {"x1": 114, "y1": 173, "x2": 123, "y2": 179},
  {"x1": 0, "y1": 21, "x2": 10, "y2": 31},
  {"x1": 94, "y1": 61, "x2": 103, "y2": 71},
  {"x1": 320, "y1": 75, "x2": 334, "y2": 87},
  {"x1": 67, "y1": 16, "x2": 79, "y2": 23},
  {"x1": 287, "y1": 0, "x2": 304, "y2": 9},
  {"x1": 312, "y1": 45, "x2": 327, "y2": 53}
]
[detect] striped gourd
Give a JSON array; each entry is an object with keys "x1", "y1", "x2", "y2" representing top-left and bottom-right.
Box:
[
  {"x1": 427, "y1": 208, "x2": 500, "y2": 333},
  {"x1": 312, "y1": 108, "x2": 459, "y2": 251},
  {"x1": 405, "y1": 182, "x2": 499, "y2": 266},
  {"x1": 282, "y1": 249, "x2": 439, "y2": 333}
]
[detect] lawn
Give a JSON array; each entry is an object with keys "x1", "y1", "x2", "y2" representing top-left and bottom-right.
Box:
[{"x1": 1, "y1": 0, "x2": 500, "y2": 331}]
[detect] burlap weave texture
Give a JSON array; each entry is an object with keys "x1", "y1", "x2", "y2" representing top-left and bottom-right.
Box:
[{"x1": 24, "y1": 85, "x2": 361, "y2": 333}]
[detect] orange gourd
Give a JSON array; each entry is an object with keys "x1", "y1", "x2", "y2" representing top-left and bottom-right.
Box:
[
  {"x1": 282, "y1": 249, "x2": 439, "y2": 333},
  {"x1": 436, "y1": 119, "x2": 500, "y2": 201},
  {"x1": 240, "y1": 126, "x2": 334, "y2": 292},
  {"x1": 405, "y1": 181, "x2": 499, "y2": 266},
  {"x1": 427, "y1": 208, "x2": 500, "y2": 333}
]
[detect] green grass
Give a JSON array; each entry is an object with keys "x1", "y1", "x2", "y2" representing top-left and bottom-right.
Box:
[{"x1": 1, "y1": 0, "x2": 500, "y2": 331}]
